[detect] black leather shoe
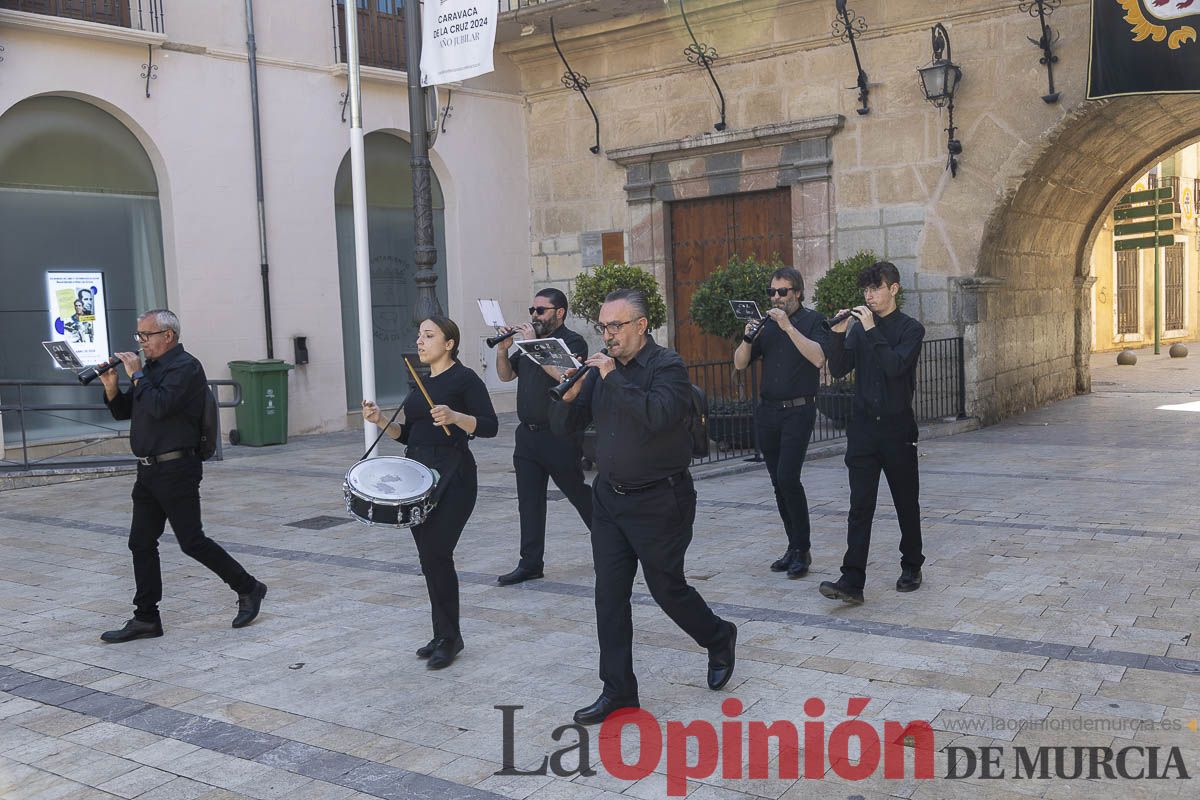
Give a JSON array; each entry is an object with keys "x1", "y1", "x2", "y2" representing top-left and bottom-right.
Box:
[
  {"x1": 416, "y1": 637, "x2": 440, "y2": 658},
  {"x1": 426, "y1": 636, "x2": 464, "y2": 670},
  {"x1": 573, "y1": 695, "x2": 640, "y2": 726},
  {"x1": 497, "y1": 566, "x2": 545, "y2": 586},
  {"x1": 232, "y1": 581, "x2": 267, "y2": 628},
  {"x1": 100, "y1": 618, "x2": 163, "y2": 643},
  {"x1": 770, "y1": 549, "x2": 798, "y2": 572},
  {"x1": 818, "y1": 579, "x2": 865, "y2": 605},
  {"x1": 707, "y1": 621, "x2": 738, "y2": 690},
  {"x1": 786, "y1": 550, "x2": 812, "y2": 579},
  {"x1": 896, "y1": 567, "x2": 923, "y2": 593}
]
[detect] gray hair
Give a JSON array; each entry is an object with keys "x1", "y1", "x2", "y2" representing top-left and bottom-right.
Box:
[
  {"x1": 139, "y1": 309, "x2": 180, "y2": 340},
  {"x1": 603, "y1": 288, "x2": 648, "y2": 320}
]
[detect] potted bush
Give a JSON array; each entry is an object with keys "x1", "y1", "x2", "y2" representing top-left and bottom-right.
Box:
[
  {"x1": 687, "y1": 254, "x2": 784, "y2": 451},
  {"x1": 570, "y1": 262, "x2": 669, "y2": 467},
  {"x1": 811, "y1": 250, "x2": 906, "y2": 428}
]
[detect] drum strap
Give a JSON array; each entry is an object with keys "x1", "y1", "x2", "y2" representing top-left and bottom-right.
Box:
[{"x1": 362, "y1": 402, "x2": 406, "y2": 461}]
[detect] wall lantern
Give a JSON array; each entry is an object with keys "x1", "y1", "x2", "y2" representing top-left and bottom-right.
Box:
[{"x1": 917, "y1": 23, "x2": 963, "y2": 177}]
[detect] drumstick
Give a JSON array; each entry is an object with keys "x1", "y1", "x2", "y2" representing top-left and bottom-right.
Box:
[{"x1": 404, "y1": 357, "x2": 452, "y2": 437}]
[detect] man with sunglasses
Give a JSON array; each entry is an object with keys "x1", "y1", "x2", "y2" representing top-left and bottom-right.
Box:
[
  {"x1": 494, "y1": 288, "x2": 593, "y2": 586},
  {"x1": 96, "y1": 309, "x2": 266, "y2": 642},
  {"x1": 734, "y1": 267, "x2": 830, "y2": 579},
  {"x1": 550, "y1": 289, "x2": 736, "y2": 725}
]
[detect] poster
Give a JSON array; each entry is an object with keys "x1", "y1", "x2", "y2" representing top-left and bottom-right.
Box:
[
  {"x1": 420, "y1": 0, "x2": 498, "y2": 86},
  {"x1": 45, "y1": 271, "x2": 109, "y2": 367},
  {"x1": 1088, "y1": 1, "x2": 1200, "y2": 98}
]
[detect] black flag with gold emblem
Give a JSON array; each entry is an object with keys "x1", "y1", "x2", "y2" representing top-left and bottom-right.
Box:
[{"x1": 1088, "y1": 0, "x2": 1200, "y2": 98}]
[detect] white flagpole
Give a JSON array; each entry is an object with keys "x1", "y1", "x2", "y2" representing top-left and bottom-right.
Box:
[{"x1": 344, "y1": 2, "x2": 378, "y2": 456}]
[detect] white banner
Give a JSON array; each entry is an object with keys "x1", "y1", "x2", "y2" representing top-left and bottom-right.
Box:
[
  {"x1": 45, "y1": 271, "x2": 110, "y2": 368},
  {"x1": 420, "y1": 0, "x2": 497, "y2": 87}
]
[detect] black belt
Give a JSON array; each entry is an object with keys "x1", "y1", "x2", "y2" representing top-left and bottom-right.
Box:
[
  {"x1": 136, "y1": 449, "x2": 194, "y2": 466},
  {"x1": 761, "y1": 395, "x2": 815, "y2": 409},
  {"x1": 609, "y1": 471, "x2": 689, "y2": 496},
  {"x1": 522, "y1": 422, "x2": 548, "y2": 432}
]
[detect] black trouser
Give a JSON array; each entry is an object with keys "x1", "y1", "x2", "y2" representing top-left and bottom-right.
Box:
[
  {"x1": 840, "y1": 413, "x2": 924, "y2": 590},
  {"x1": 409, "y1": 446, "x2": 477, "y2": 642},
  {"x1": 128, "y1": 455, "x2": 256, "y2": 622},
  {"x1": 754, "y1": 402, "x2": 817, "y2": 553},
  {"x1": 514, "y1": 423, "x2": 593, "y2": 571},
  {"x1": 590, "y1": 473, "x2": 725, "y2": 701}
]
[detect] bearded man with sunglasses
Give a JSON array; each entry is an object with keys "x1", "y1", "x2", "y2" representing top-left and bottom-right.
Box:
[
  {"x1": 96, "y1": 309, "x2": 266, "y2": 643},
  {"x1": 733, "y1": 267, "x2": 831, "y2": 579},
  {"x1": 494, "y1": 289, "x2": 593, "y2": 586}
]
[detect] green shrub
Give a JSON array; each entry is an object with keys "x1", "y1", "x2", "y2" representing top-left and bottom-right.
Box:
[
  {"x1": 570, "y1": 262, "x2": 667, "y2": 330},
  {"x1": 812, "y1": 250, "x2": 905, "y2": 317},
  {"x1": 688, "y1": 254, "x2": 782, "y2": 341}
]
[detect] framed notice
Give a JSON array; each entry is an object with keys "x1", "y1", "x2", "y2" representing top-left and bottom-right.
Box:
[{"x1": 46, "y1": 271, "x2": 109, "y2": 367}]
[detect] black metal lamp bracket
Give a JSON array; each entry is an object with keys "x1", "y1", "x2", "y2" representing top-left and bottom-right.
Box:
[
  {"x1": 1020, "y1": 0, "x2": 1061, "y2": 104},
  {"x1": 832, "y1": 0, "x2": 871, "y2": 115},
  {"x1": 551, "y1": 18, "x2": 601, "y2": 154},
  {"x1": 141, "y1": 45, "x2": 158, "y2": 99},
  {"x1": 679, "y1": 0, "x2": 726, "y2": 132}
]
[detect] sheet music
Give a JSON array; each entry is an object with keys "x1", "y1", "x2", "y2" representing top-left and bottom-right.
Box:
[{"x1": 477, "y1": 298, "x2": 507, "y2": 329}]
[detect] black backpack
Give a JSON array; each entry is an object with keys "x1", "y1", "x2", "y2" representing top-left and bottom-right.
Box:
[
  {"x1": 199, "y1": 386, "x2": 219, "y2": 461},
  {"x1": 688, "y1": 383, "x2": 709, "y2": 459}
]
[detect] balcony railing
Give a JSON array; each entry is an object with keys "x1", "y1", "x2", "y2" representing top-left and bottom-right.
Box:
[
  {"x1": 332, "y1": 0, "x2": 406, "y2": 72},
  {"x1": 0, "y1": 0, "x2": 164, "y2": 33}
]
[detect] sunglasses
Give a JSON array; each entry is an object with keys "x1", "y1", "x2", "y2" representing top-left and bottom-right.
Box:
[
  {"x1": 766, "y1": 288, "x2": 795, "y2": 297},
  {"x1": 529, "y1": 306, "x2": 562, "y2": 315}
]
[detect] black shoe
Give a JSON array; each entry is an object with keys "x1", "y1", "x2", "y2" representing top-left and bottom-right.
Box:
[
  {"x1": 497, "y1": 566, "x2": 544, "y2": 586},
  {"x1": 707, "y1": 621, "x2": 738, "y2": 690},
  {"x1": 770, "y1": 549, "x2": 798, "y2": 572},
  {"x1": 416, "y1": 637, "x2": 440, "y2": 659},
  {"x1": 426, "y1": 636, "x2": 464, "y2": 670},
  {"x1": 896, "y1": 567, "x2": 923, "y2": 593},
  {"x1": 786, "y1": 550, "x2": 812, "y2": 579},
  {"x1": 100, "y1": 618, "x2": 163, "y2": 643},
  {"x1": 232, "y1": 581, "x2": 267, "y2": 628},
  {"x1": 573, "y1": 695, "x2": 640, "y2": 726},
  {"x1": 818, "y1": 579, "x2": 865, "y2": 605}
]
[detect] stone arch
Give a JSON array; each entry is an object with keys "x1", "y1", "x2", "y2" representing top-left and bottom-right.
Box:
[{"x1": 971, "y1": 94, "x2": 1200, "y2": 423}]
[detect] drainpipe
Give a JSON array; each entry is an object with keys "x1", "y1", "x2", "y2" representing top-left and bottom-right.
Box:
[{"x1": 245, "y1": 0, "x2": 274, "y2": 358}]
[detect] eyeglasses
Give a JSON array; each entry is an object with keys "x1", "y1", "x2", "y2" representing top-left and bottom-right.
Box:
[
  {"x1": 766, "y1": 287, "x2": 795, "y2": 297},
  {"x1": 594, "y1": 319, "x2": 637, "y2": 336},
  {"x1": 528, "y1": 306, "x2": 562, "y2": 316},
  {"x1": 133, "y1": 330, "x2": 169, "y2": 343}
]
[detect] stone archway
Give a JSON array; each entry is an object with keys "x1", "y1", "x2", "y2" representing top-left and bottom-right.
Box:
[{"x1": 971, "y1": 95, "x2": 1200, "y2": 424}]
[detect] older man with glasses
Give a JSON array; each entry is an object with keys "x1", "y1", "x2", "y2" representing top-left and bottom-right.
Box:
[
  {"x1": 493, "y1": 288, "x2": 593, "y2": 586},
  {"x1": 550, "y1": 288, "x2": 736, "y2": 725},
  {"x1": 96, "y1": 309, "x2": 266, "y2": 643}
]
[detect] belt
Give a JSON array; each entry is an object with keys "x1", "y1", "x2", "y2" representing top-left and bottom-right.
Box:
[
  {"x1": 522, "y1": 422, "x2": 548, "y2": 432},
  {"x1": 761, "y1": 395, "x2": 815, "y2": 409},
  {"x1": 136, "y1": 449, "x2": 194, "y2": 466},
  {"x1": 609, "y1": 471, "x2": 689, "y2": 496}
]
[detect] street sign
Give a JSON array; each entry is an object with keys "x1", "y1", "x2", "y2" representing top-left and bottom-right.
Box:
[
  {"x1": 1114, "y1": 202, "x2": 1174, "y2": 220},
  {"x1": 1114, "y1": 234, "x2": 1174, "y2": 252},
  {"x1": 1118, "y1": 187, "x2": 1173, "y2": 205},
  {"x1": 1114, "y1": 218, "x2": 1174, "y2": 237}
]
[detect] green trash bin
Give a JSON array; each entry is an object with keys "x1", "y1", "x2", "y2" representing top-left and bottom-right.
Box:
[{"x1": 227, "y1": 359, "x2": 294, "y2": 446}]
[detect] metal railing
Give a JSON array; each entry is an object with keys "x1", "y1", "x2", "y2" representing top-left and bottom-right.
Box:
[
  {"x1": 1, "y1": 378, "x2": 240, "y2": 472},
  {"x1": 0, "y1": 1, "x2": 165, "y2": 33},
  {"x1": 331, "y1": 0, "x2": 406, "y2": 72},
  {"x1": 686, "y1": 336, "x2": 967, "y2": 465}
]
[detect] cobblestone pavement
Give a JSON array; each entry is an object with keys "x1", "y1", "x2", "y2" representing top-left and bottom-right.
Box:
[{"x1": 1, "y1": 346, "x2": 1198, "y2": 800}]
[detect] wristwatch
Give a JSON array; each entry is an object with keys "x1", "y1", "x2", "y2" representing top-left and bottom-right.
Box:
[{"x1": 131, "y1": 370, "x2": 144, "y2": 382}]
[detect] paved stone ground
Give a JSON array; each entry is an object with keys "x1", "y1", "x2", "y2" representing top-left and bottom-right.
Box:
[{"x1": 1, "y1": 344, "x2": 1198, "y2": 800}]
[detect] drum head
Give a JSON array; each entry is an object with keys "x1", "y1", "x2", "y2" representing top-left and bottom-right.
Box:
[{"x1": 345, "y1": 457, "x2": 436, "y2": 504}]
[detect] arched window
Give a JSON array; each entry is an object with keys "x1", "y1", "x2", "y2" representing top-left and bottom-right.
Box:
[
  {"x1": 335, "y1": 132, "x2": 448, "y2": 408},
  {"x1": 0, "y1": 96, "x2": 167, "y2": 446}
]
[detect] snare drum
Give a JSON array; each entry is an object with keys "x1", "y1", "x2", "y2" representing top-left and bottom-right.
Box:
[{"x1": 343, "y1": 456, "x2": 440, "y2": 528}]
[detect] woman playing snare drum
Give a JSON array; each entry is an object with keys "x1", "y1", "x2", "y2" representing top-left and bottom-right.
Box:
[{"x1": 363, "y1": 316, "x2": 498, "y2": 669}]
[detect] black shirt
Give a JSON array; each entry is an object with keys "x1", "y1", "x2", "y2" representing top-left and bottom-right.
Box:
[
  {"x1": 826, "y1": 310, "x2": 925, "y2": 419},
  {"x1": 104, "y1": 344, "x2": 207, "y2": 458},
  {"x1": 749, "y1": 307, "x2": 831, "y2": 400},
  {"x1": 393, "y1": 362, "x2": 498, "y2": 449},
  {"x1": 549, "y1": 336, "x2": 692, "y2": 485},
  {"x1": 508, "y1": 325, "x2": 589, "y2": 425}
]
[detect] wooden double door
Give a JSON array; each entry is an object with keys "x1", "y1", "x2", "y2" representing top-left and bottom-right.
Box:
[{"x1": 670, "y1": 188, "x2": 793, "y2": 365}]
